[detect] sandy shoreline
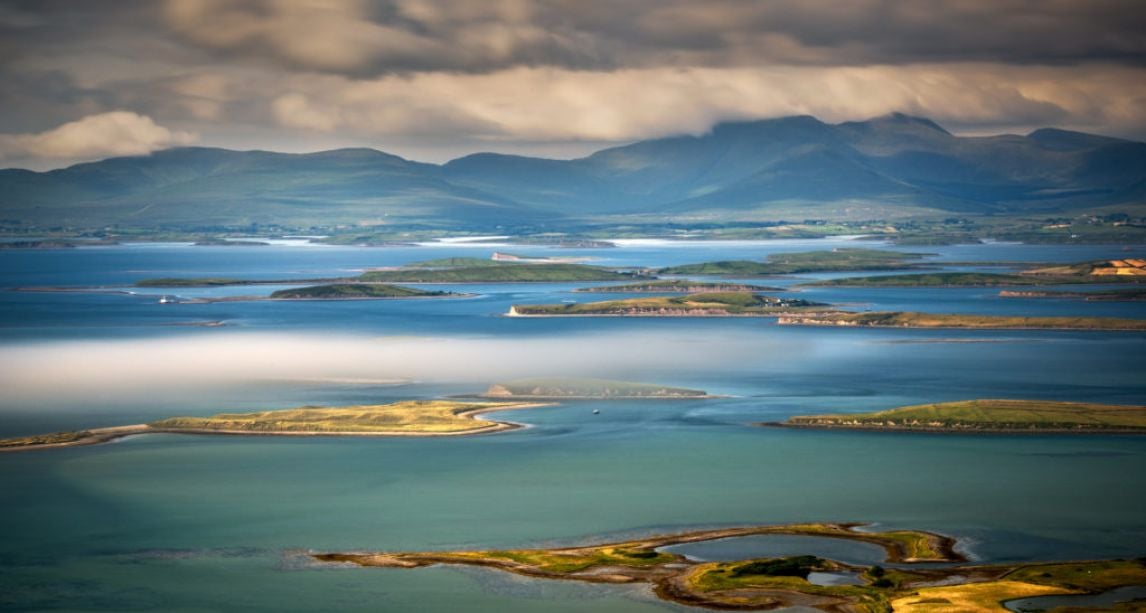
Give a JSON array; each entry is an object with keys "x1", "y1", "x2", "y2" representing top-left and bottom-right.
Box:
[{"x1": 0, "y1": 402, "x2": 555, "y2": 453}]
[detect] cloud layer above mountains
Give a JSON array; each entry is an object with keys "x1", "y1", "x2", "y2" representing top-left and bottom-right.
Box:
[{"x1": 2, "y1": 0, "x2": 1144, "y2": 167}]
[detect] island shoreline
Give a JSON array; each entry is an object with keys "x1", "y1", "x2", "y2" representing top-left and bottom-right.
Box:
[{"x1": 0, "y1": 402, "x2": 555, "y2": 453}]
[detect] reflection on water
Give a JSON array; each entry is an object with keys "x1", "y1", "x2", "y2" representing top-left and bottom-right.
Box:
[
  {"x1": 807, "y1": 571, "x2": 864, "y2": 586},
  {"x1": 1005, "y1": 585, "x2": 1146, "y2": 612},
  {"x1": 662, "y1": 535, "x2": 887, "y2": 566}
]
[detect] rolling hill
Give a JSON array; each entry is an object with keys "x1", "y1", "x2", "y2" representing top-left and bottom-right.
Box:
[{"x1": 2, "y1": 114, "x2": 1143, "y2": 229}]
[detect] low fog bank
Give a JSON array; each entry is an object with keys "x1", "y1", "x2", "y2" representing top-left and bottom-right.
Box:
[{"x1": 0, "y1": 330, "x2": 800, "y2": 405}]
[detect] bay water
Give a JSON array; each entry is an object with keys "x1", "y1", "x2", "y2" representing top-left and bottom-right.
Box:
[{"x1": 1, "y1": 238, "x2": 1144, "y2": 611}]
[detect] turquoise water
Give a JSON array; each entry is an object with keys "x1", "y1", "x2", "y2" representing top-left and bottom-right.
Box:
[{"x1": 1, "y1": 238, "x2": 1145, "y2": 611}]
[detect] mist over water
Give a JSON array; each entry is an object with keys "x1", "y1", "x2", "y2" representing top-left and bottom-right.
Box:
[
  {"x1": 0, "y1": 329, "x2": 784, "y2": 403},
  {"x1": 1, "y1": 241, "x2": 1145, "y2": 612}
]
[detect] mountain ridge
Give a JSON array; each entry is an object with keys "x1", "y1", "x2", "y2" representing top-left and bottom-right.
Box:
[{"x1": 2, "y1": 114, "x2": 1143, "y2": 229}]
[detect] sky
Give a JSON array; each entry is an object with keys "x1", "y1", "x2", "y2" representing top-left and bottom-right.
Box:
[{"x1": 1, "y1": 0, "x2": 1145, "y2": 170}]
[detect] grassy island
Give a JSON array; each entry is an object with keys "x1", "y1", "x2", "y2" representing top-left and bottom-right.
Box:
[
  {"x1": 359, "y1": 261, "x2": 633, "y2": 283},
  {"x1": 776, "y1": 311, "x2": 1146, "y2": 331},
  {"x1": 658, "y1": 248, "x2": 928, "y2": 276},
  {"x1": 1025, "y1": 258, "x2": 1146, "y2": 278},
  {"x1": 808, "y1": 258, "x2": 1146, "y2": 287},
  {"x1": 150, "y1": 401, "x2": 547, "y2": 435},
  {"x1": 268, "y1": 283, "x2": 447, "y2": 299},
  {"x1": 135, "y1": 256, "x2": 637, "y2": 288},
  {"x1": 510, "y1": 292, "x2": 830, "y2": 317},
  {"x1": 576, "y1": 279, "x2": 782, "y2": 293},
  {"x1": 192, "y1": 238, "x2": 269, "y2": 247},
  {"x1": 313, "y1": 522, "x2": 1146, "y2": 612},
  {"x1": 805, "y1": 272, "x2": 1046, "y2": 287},
  {"x1": 999, "y1": 287, "x2": 1146, "y2": 301},
  {"x1": 0, "y1": 401, "x2": 550, "y2": 452},
  {"x1": 775, "y1": 399, "x2": 1146, "y2": 433},
  {"x1": 481, "y1": 378, "x2": 709, "y2": 399}
]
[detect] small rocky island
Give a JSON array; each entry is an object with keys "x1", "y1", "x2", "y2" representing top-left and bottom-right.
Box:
[
  {"x1": 135, "y1": 256, "x2": 638, "y2": 286},
  {"x1": 807, "y1": 258, "x2": 1146, "y2": 287},
  {"x1": 999, "y1": 287, "x2": 1146, "y2": 301},
  {"x1": 768, "y1": 399, "x2": 1146, "y2": 433},
  {"x1": 776, "y1": 311, "x2": 1146, "y2": 330},
  {"x1": 268, "y1": 283, "x2": 451, "y2": 299},
  {"x1": 480, "y1": 378, "x2": 710, "y2": 399},
  {"x1": 576, "y1": 280, "x2": 783, "y2": 293},
  {"x1": 657, "y1": 248, "x2": 930, "y2": 276},
  {"x1": 314, "y1": 522, "x2": 1146, "y2": 612},
  {"x1": 510, "y1": 292, "x2": 829, "y2": 316}
]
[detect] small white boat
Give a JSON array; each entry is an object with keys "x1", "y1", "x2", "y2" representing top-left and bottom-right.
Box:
[
  {"x1": 592, "y1": 409, "x2": 600, "y2": 415},
  {"x1": 158, "y1": 296, "x2": 175, "y2": 304}
]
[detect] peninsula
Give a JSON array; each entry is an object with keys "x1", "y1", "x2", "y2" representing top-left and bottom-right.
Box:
[
  {"x1": 770, "y1": 399, "x2": 1146, "y2": 433},
  {"x1": 576, "y1": 280, "x2": 782, "y2": 293},
  {"x1": 509, "y1": 292, "x2": 830, "y2": 317},
  {"x1": 0, "y1": 400, "x2": 550, "y2": 452},
  {"x1": 657, "y1": 248, "x2": 928, "y2": 276},
  {"x1": 313, "y1": 522, "x2": 1146, "y2": 612},
  {"x1": 776, "y1": 311, "x2": 1146, "y2": 330},
  {"x1": 480, "y1": 378, "x2": 710, "y2": 399}
]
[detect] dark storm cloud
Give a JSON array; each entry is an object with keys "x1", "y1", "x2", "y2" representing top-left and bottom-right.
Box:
[
  {"x1": 4, "y1": 0, "x2": 1144, "y2": 77},
  {"x1": 161, "y1": 0, "x2": 1146, "y2": 75}
]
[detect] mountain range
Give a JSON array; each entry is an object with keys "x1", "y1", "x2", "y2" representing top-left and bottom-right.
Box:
[{"x1": 2, "y1": 113, "x2": 1144, "y2": 229}]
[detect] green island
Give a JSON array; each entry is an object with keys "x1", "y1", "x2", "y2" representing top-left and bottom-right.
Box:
[
  {"x1": 805, "y1": 272, "x2": 1048, "y2": 287},
  {"x1": 135, "y1": 257, "x2": 636, "y2": 287},
  {"x1": 267, "y1": 283, "x2": 450, "y2": 300},
  {"x1": 776, "y1": 311, "x2": 1146, "y2": 331},
  {"x1": 358, "y1": 261, "x2": 632, "y2": 283},
  {"x1": 404, "y1": 256, "x2": 508, "y2": 268},
  {"x1": 192, "y1": 238, "x2": 270, "y2": 247},
  {"x1": 576, "y1": 279, "x2": 782, "y2": 293},
  {"x1": 806, "y1": 258, "x2": 1146, "y2": 287},
  {"x1": 480, "y1": 378, "x2": 710, "y2": 399},
  {"x1": 313, "y1": 522, "x2": 1146, "y2": 612},
  {"x1": 999, "y1": 287, "x2": 1146, "y2": 301},
  {"x1": 0, "y1": 400, "x2": 549, "y2": 452},
  {"x1": 658, "y1": 249, "x2": 929, "y2": 276},
  {"x1": 772, "y1": 399, "x2": 1146, "y2": 433},
  {"x1": 509, "y1": 292, "x2": 830, "y2": 316}
]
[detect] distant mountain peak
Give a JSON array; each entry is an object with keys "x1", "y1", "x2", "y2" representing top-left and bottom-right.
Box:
[
  {"x1": 844, "y1": 113, "x2": 952, "y2": 135},
  {"x1": 1026, "y1": 127, "x2": 1129, "y2": 151},
  {"x1": 2, "y1": 113, "x2": 1142, "y2": 228}
]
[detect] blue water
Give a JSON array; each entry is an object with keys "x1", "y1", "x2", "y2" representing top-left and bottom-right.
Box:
[{"x1": 1, "y1": 238, "x2": 1145, "y2": 611}]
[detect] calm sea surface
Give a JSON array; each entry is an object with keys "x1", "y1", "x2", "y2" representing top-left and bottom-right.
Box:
[{"x1": 1, "y1": 238, "x2": 1144, "y2": 611}]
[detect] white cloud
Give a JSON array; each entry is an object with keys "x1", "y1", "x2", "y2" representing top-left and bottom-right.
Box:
[
  {"x1": 260, "y1": 63, "x2": 1146, "y2": 144},
  {"x1": 271, "y1": 93, "x2": 341, "y2": 131},
  {"x1": 0, "y1": 112, "x2": 198, "y2": 161}
]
